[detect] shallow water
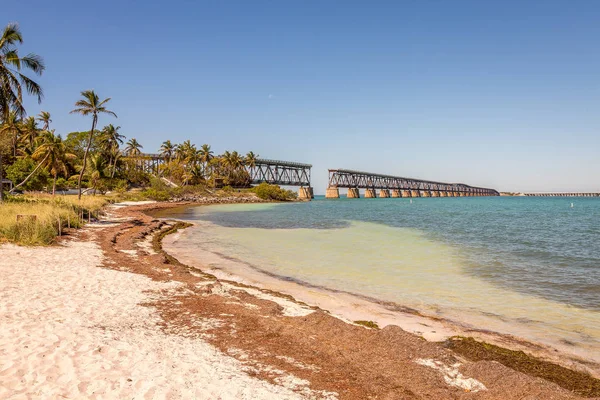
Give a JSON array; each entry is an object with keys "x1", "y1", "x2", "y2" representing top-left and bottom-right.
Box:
[{"x1": 158, "y1": 197, "x2": 600, "y2": 357}]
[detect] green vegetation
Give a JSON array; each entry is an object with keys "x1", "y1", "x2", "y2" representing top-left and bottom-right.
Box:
[
  {"x1": 446, "y1": 336, "x2": 600, "y2": 397},
  {"x1": 251, "y1": 182, "x2": 297, "y2": 201},
  {"x1": 0, "y1": 22, "x2": 265, "y2": 205},
  {"x1": 354, "y1": 320, "x2": 380, "y2": 329},
  {"x1": 0, "y1": 22, "x2": 293, "y2": 245}
]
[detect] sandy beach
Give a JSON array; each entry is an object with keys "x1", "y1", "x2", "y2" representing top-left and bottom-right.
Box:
[{"x1": 0, "y1": 201, "x2": 597, "y2": 399}]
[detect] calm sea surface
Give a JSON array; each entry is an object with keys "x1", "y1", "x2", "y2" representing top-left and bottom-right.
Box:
[{"x1": 159, "y1": 197, "x2": 600, "y2": 354}]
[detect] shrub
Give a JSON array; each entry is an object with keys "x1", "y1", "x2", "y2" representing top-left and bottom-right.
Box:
[
  {"x1": 139, "y1": 188, "x2": 171, "y2": 201},
  {"x1": 251, "y1": 183, "x2": 297, "y2": 201}
]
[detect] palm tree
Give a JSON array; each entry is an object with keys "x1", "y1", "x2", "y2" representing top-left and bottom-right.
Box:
[
  {"x1": 177, "y1": 140, "x2": 196, "y2": 164},
  {"x1": 31, "y1": 131, "x2": 75, "y2": 195},
  {"x1": 245, "y1": 151, "x2": 258, "y2": 168},
  {"x1": 70, "y1": 90, "x2": 117, "y2": 199},
  {"x1": 199, "y1": 144, "x2": 213, "y2": 178},
  {"x1": 160, "y1": 140, "x2": 175, "y2": 162},
  {"x1": 36, "y1": 111, "x2": 51, "y2": 130},
  {"x1": 87, "y1": 154, "x2": 108, "y2": 195},
  {"x1": 0, "y1": 111, "x2": 22, "y2": 157},
  {"x1": 10, "y1": 130, "x2": 55, "y2": 193},
  {"x1": 20, "y1": 116, "x2": 40, "y2": 154},
  {"x1": 125, "y1": 138, "x2": 143, "y2": 156},
  {"x1": 99, "y1": 124, "x2": 124, "y2": 176},
  {"x1": 0, "y1": 23, "x2": 45, "y2": 202}
]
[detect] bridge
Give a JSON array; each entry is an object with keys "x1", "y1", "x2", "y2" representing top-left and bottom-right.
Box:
[
  {"x1": 525, "y1": 193, "x2": 600, "y2": 197},
  {"x1": 123, "y1": 154, "x2": 314, "y2": 199},
  {"x1": 249, "y1": 159, "x2": 313, "y2": 198},
  {"x1": 326, "y1": 169, "x2": 499, "y2": 198}
]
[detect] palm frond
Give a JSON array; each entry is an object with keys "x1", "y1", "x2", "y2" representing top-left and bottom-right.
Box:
[{"x1": 20, "y1": 53, "x2": 45, "y2": 75}]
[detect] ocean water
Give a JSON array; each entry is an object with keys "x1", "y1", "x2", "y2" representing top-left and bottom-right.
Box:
[{"x1": 158, "y1": 197, "x2": 600, "y2": 357}]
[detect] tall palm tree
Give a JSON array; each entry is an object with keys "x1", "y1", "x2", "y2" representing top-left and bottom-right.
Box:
[
  {"x1": 160, "y1": 140, "x2": 175, "y2": 162},
  {"x1": 31, "y1": 131, "x2": 75, "y2": 195},
  {"x1": 125, "y1": 138, "x2": 143, "y2": 156},
  {"x1": 36, "y1": 111, "x2": 51, "y2": 130},
  {"x1": 70, "y1": 90, "x2": 117, "y2": 199},
  {"x1": 0, "y1": 23, "x2": 45, "y2": 202},
  {"x1": 199, "y1": 144, "x2": 213, "y2": 178}
]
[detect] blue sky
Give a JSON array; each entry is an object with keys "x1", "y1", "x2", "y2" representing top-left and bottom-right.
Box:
[{"x1": 6, "y1": 0, "x2": 600, "y2": 193}]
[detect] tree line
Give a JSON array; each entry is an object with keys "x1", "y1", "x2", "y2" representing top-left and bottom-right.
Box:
[{"x1": 0, "y1": 22, "x2": 260, "y2": 202}]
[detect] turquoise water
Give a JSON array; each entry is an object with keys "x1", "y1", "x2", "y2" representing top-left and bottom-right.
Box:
[{"x1": 160, "y1": 197, "x2": 600, "y2": 356}]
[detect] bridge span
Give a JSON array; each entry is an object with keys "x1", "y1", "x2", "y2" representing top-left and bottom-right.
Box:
[
  {"x1": 326, "y1": 169, "x2": 499, "y2": 198},
  {"x1": 123, "y1": 154, "x2": 314, "y2": 199},
  {"x1": 249, "y1": 159, "x2": 313, "y2": 199}
]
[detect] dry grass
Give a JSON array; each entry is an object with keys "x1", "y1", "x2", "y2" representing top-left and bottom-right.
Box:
[{"x1": 0, "y1": 194, "x2": 112, "y2": 245}]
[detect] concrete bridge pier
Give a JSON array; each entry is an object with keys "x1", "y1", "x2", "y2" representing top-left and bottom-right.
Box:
[
  {"x1": 379, "y1": 189, "x2": 390, "y2": 198},
  {"x1": 439, "y1": 191, "x2": 446, "y2": 197},
  {"x1": 401, "y1": 190, "x2": 411, "y2": 198},
  {"x1": 326, "y1": 187, "x2": 340, "y2": 199},
  {"x1": 431, "y1": 191, "x2": 440, "y2": 197},
  {"x1": 411, "y1": 190, "x2": 420, "y2": 197},
  {"x1": 347, "y1": 188, "x2": 360, "y2": 198},
  {"x1": 422, "y1": 191, "x2": 431, "y2": 197},
  {"x1": 391, "y1": 189, "x2": 401, "y2": 198},
  {"x1": 365, "y1": 188, "x2": 377, "y2": 198},
  {"x1": 298, "y1": 187, "x2": 314, "y2": 200}
]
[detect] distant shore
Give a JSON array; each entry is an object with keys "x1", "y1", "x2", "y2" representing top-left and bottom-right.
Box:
[{"x1": 1, "y1": 198, "x2": 598, "y2": 399}]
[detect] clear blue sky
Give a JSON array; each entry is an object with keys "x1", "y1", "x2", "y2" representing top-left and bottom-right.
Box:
[{"x1": 6, "y1": 0, "x2": 600, "y2": 193}]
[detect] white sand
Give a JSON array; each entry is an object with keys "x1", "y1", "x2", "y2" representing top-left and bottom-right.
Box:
[{"x1": 0, "y1": 240, "x2": 334, "y2": 399}]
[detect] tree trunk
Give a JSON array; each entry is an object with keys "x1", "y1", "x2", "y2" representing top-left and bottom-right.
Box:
[
  {"x1": 111, "y1": 155, "x2": 118, "y2": 178},
  {"x1": 0, "y1": 152, "x2": 4, "y2": 203},
  {"x1": 11, "y1": 153, "x2": 50, "y2": 192},
  {"x1": 52, "y1": 175, "x2": 57, "y2": 196},
  {"x1": 78, "y1": 115, "x2": 97, "y2": 200}
]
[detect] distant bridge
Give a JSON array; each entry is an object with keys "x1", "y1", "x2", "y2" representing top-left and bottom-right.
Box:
[
  {"x1": 123, "y1": 154, "x2": 314, "y2": 199},
  {"x1": 525, "y1": 193, "x2": 600, "y2": 197},
  {"x1": 326, "y1": 169, "x2": 499, "y2": 198}
]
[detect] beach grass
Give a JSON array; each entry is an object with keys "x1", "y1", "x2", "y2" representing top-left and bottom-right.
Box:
[{"x1": 0, "y1": 194, "x2": 112, "y2": 245}]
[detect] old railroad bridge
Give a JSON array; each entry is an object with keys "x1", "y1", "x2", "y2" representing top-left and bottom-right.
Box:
[
  {"x1": 125, "y1": 154, "x2": 315, "y2": 198},
  {"x1": 125, "y1": 154, "x2": 500, "y2": 199},
  {"x1": 325, "y1": 169, "x2": 499, "y2": 198}
]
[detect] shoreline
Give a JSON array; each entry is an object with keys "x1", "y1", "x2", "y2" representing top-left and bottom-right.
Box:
[
  {"x1": 158, "y1": 203, "x2": 600, "y2": 378},
  {"x1": 2, "y1": 198, "x2": 599, "y2": 399},
  {"x1": 164, "y1": 221, "x2": 600, "y2": 375}
]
